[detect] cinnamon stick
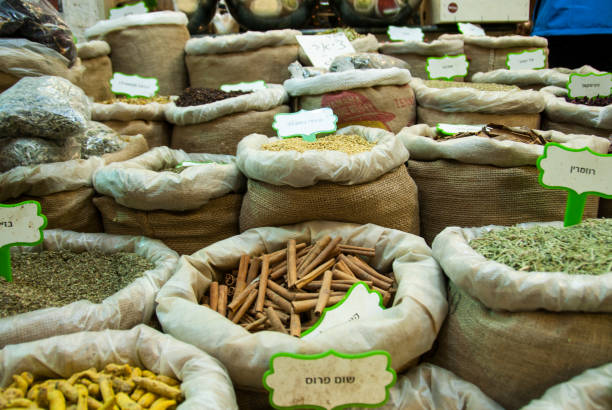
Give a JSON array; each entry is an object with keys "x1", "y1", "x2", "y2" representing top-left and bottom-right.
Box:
[
  {"x1": 332, "y1": 269, "x2": 356, "y2": 281},
  {"x1": 209, "y1": 281, "x2": 219, "y2": 311},
  {"x1": 339, "y1": 255, "x2": 392, "y2": 290},
  {"x1": 299, "y1": 236, "x2": 343, "y2": 280},
  {"x1": 265, "y1": 307, "x2": 288, "y2": 334},
  {"x1": 287, "y1": 239, "x2": 297, "y2": 288},
  {"x1": 245, "y1": 257, "x2": 261, "y2": 285},
  {"x1": 227, "y1": 281, "x2": 258, "y2": 312},
  {"x1": 244, "y1": 315, "x2": 268, "y2": 331},
  {"x1": 315, "y1": 270, "x2": 333, "y2": 315},
  {"x1": 295, "y1": 258, "x2": 335, "y2": 289},
  {"x1": 232, "y1": 289, "x2": 257, "y2": 323},
  {"x1": 349, "y1": 255, "x2": 393, "y2": 284},
  {"x1": 265, "y1": 288, "x2": 293, "y2": 313},
  {"x1": 292, "y1": 295, "x2": 344, "y2": 313},
  {"x1": 290, "y1": 312, "x2": 301, "y2": 337},
  {"x1": 267, "y1": 280, "x2": 296, "y2": 301},
  {"x1": 264, "y1": 243, "x2": 306, "y2": 266},
  {"x1": 297, "y1": 236, "x2": 331, "y2": 277},
  {"x1": 217, "y1": 285, "x2": 228, "y2": 316},
  {"x1": 335, "y1": 259, "x2": 356, "y2": 278},
  {"x1": 234, "y1": 254, "x2": 250, "y2": 299},
  {"x1": 255, "y1": 255, "x2": 270, "y2": 313},
  {"x1": 270, "y1": 253, "x2": 308, "y2": 280},
  {"x1": 338, "y1": 244, "x2": 376, "y2": 257}
]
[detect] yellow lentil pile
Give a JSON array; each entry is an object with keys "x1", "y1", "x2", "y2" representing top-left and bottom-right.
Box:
[
  {"x1": 261, "y1": 134, "x2": 376, "y2": 154},
  {"x1": 100, "y1": 96, "x2": 172, "y2": 105},
  {"x1": 424, "y1": 80, "x2": 518, "y2": 92}
]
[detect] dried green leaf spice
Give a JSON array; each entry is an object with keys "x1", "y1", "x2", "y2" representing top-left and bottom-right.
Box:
[
  {"x1": 470, "y1": 219, "x2": 612, "y2": 275},
  {"x1": 261, "y1": 134, "x2": 376, "y2": 154}
]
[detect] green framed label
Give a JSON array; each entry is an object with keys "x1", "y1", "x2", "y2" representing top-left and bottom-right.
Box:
[
  {"x1": 387, "y1": 26, "x2": 424, "y2": 42},
  {"x1": 426, "y1": 54, "x2": 469, "y2": 81},
  {"x1": 457, "y1": 22, "x2": 485, "y2": 36},
  {"x1": 506, "y1": 49, "x2": 547, "y2": 70},
  {"x1": 436, "y1": 123, "x2": 484, "y2": 136},
  {"x1": 566, "y1": 72, "x2": 612, "y2": 99},
  {"x1": 109, "y1": 1, "x2": 149, "y2": 19},
  {"x1": 272, "y1": 108, "x2": 338, "y2": 142},
  {"x1": 110, "y1": 72, "x2": 159, "y2": 98}
]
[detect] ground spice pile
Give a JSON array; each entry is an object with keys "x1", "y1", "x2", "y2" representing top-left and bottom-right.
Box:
[
  {"x1": 175, "y1": 87, "x2": 249, "y2": 107},
  {"x1": 261, "y1": 134, "x2": 376, "y2": 154},
  {"x1": 564, "y1": 95, "x2": 612, "y2": 107},
  {"x1": 100, "y1": 96, "x2": 172, "y2": 105},
  {"x1": 470, "y1": 218, "x2": 612, "y2": 275},
  {"x1": 425, "y1": 80, "x2": 518, "y2": 92},
  {"x1": 0, "y1": 250, "x2": 154, "y2": 318}
]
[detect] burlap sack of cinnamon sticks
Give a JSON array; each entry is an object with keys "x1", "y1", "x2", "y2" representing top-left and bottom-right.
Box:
[
  {"x1": 237, "y1": 125, "x2": 420, "y2": 234},
  {"x1": 427, "y1": 222, "x2": 612, "y2": 409},
  {"x1": 92, "y1": 148, "x2": 245, "y2": 255},
  {"x1": 0, "y1": 325, "x2": 239, "y2": 409},
  {"x1": 396, "y1": 124, "x2": 608, "y2": 244},
  {"x1": 156, "y1": 220, "x2": 447, "y2": 390}
]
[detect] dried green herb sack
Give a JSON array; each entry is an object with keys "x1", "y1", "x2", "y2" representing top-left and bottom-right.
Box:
[{"x1": 0, "y1": 136, "x2": 81, "y2": 172}]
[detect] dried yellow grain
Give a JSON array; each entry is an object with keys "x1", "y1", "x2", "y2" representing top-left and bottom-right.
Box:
[
  {"x1": 100, "y1": 96, "x2": 172, "y2": 105},
  {"x1": 261, "y1": 134, "x2": 376, "y2": 155},
  {"x1": 424, "y1": 80, "x2": 519, "y2": 91}
]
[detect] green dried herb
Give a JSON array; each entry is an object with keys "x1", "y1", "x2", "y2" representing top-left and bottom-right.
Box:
[{"x1": 470, "y1": 219, "x2": 612, "y2": 275}]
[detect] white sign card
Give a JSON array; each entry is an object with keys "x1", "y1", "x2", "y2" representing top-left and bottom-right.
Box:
[
  {"x1": 437, "y1": 123, "x2": 485, "y2": 135},
  {"x1": 272, "y1": 108, "x2": 338, "y2": 142},
  {"x1": 387, "y1": 26, "x2": 425, "y2": 42},
  {"x1": 220, "y1": 81, "x2": 267, "y2": 93},
  {"x1": 567, "y1": 73, "x2": 612, "y2": 99},
  {"x1": 110, "y1": 73, "x2": 159, "y2": 98},
  {"x1": 506, "y1": 49, "x2": 547, "y2": 70},
  {"x1": 457, "y1": 22, "x2": 486, "y2": 36},
  {"x1": 426, "y1": 54, "x2": 469, "y2": 80},
  {"x1": 296, "y1": 33, "x2": 356, "y2": 69},
  {"x1": 109, "y1": 2, "x2": 148, "y2": 19}
]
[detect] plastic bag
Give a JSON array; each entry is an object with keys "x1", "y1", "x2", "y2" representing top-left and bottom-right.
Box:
[
  {"x1": 74, "y1": 121, "x2": 127, "y2": 159},
  {"x1": 0, "y1": 0, "x2": 77, "y2": 66},
  {"x1": 330, "y1": 52, "x2": 410, "y2": 71},
  {"x1": 0, "y1": 136, "x2": 81, "y2": 172}
]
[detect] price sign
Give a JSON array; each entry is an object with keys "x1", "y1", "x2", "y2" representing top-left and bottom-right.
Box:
[
  {"x1": 387, "y1": 26, "x2": 424, "y2": 42},
  {"x1": 110, "y1": 73, "x2": 159, "y2": 98},
  {"x1": 457, "y1": 22, "x2": 486, "y2": 36},
  {"x1": 109, "y1": 2, "x2": 148, "y2": 19},
  {"x1": 220, "y1": 81, "x2": 267, "y2": 93},
  {"x1": 0, "y1": 201, "x2": 47, "y2": 282},
  {"x1": 273, "y1": 108, "x2": 338, "y2": 142},
  {"x1": 506, "y1": 49, "x2": 547, "y2": 70},
  {"x1": 537, "y1": 143, "x2": 612, "y2": 226},
  {"x1": 566, "y1": 73, "x2": 612, "y2": 99},
  {"x1": 436, "y1": 123, "x2": 485, "y2": 136},
  {"x1": 296, "y1": 33, "x2": 355, "y2": 69},
  {"x1": 263, "y1": 350, "x2": 396, "y2": 409},
  {"x1": 426, "y1": 54, "x2": 469, "y2": 81}
]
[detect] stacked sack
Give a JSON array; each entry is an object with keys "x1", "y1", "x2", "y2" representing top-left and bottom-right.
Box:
[
  {"x1": 93, "y1": 147, "x2": 245, "y2": 255},
  {"x1": 472, "y1": 65, "x2": 602, "y2": 91},
  {"x1": 74, "y1": 40, "x2": 113, "y2": 102}
]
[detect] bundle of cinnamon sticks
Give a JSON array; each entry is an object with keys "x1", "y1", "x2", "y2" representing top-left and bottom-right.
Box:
[{"x1": 199, "y1": 236, "x2": 396, "y2": 337}]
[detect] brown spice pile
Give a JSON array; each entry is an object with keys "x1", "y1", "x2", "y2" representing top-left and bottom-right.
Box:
[
  {"x1": 425, "y1": 80, "x2": 519, "y2": 92},
  {"x1": 564, "y1": 95, "x2": 612, "y2": 107},
  {"x1": 100, "y1": 96, "x2": 172, "y2": 105},
  {"x1": 434, "y1": 123, "x2": 550, "y2": 145},
  {"x1": 261, "y1": 134, "x2": 376, "y2": 154},
  {"x1": 175, "y1": 87, "x2": 249, "y2": 107}
]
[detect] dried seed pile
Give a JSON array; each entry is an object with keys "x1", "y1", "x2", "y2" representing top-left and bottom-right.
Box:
[
  {"x1": 434, "y1": 123, "x2": 550, "y2": 145},
  {"x1": 1, "y1": 250, "x2": 154, "y2": 318},
  {"x1": 564, "y1": 95, "x2": 612, "y2": 107},
  {"x1": 425, "y1": 80, "x2": 518, "y2": 92},
  {"x1": 175, "y1": 87, "x2": 249, "y2": 107},
  {"x1": 100, "y1": 96, "x2": 172, "y2": 105},
  {"x1": 261, "y1": 134, "x2": 376, "y2": 154},
  {"x1": 200, "y1": 236, "x2": 396, "y2": 337},
  {"x1": 0, "y1": 364, "x2": 183, "y2": 410},
  {"x1": 470, "y1": 218, "x2": 612, "y2": 275}
]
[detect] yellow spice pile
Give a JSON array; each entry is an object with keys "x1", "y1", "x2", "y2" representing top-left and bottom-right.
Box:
[
  {"x1": 424, "y1": 80, "x2": 518, "y2": 92},
  {"x1": 100, "y1": 96, "x2": 172, "y2": 105},
  {"x1": 261, "y1": 134, "x2": 376, "y2": 154}
]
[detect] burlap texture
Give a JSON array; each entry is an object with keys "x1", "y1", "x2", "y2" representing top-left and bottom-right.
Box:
[
  {"x1": 299, "y1": 84, "x2": 416, "y2": 133},
  {"x1": 542, "y1": 117, "x2": 612, "y2": 139},
  {"x1": 379, "y1": 39, "x2": 464, "y2": 79},
  {"x1": 103, "y1": 119, "x2": 171, "y2": 147},
  {"x1": 427, "y1": 282, "x2": 612, "y2": 410},
  {"x1": 186, "y1": 45, "x2": 298, "y2": 89},
  {"x1": 93, "y1": 194, "x2": 242, "y2": 255},
  {"x1": 170, "y1": 106, "x2": 289, "y2": 154},
  {"x1": 464, "y1": 44, "x2": 549, "y2": 80},
  {"x1": 239, "y1": 166, "x2": 420, "y2": 234},
  {"x1": 408, "y1": 160, "x2": 599, "y2": 244},
  {"x1": 76, "y1": 55, "x2": 113, "y2": 102},
  {"x1": 417, "y1": 106, "x2": 541, "y2": 128}
]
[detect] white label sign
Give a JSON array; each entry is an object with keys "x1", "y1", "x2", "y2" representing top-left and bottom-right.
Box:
[
  {"x1": 457, "y1": 22, "x2": 486, "y2": 36},
  {"x1": 567, "y1": 73, "x2": 612, "y2": 99},
  {"x1": 109, "y1": 2, "x2": 148, "y2": 19},
  {"x1": 0, "y1": 203, "x2": 46, "y2": 248},
  {"x1": 273, "y1": 108, "x2": 338, "y2": 142},
  {"x1": 427, "y1": 54, "x2": 469, "y2": 80},
  {"x1": 110, "y1": 73, "x2": 158, "y2": 98},
  {"x1": 387, "y1": 26, "x2": 424, "y2": 42},
  {"x1": 296, "y1": 33, "x2": 356, "y2": 69},
  {"x1": 507, "y1": 49, "x2": 547, "y2": 70},
  {"x1": 539, "y1": 144, "x2": 612, "y2": 196},
  {"x1": 302, "y1": 283, "x2": 384, "y2": 340},
  {"x1": 437, "y1": 123, "x2": 485, "y2": 135},
  {"x1": 264, "y1": 351, "x2": 395, "y2": 409},
  {"x1": 220, "y1": 81, "x2": 267, "y2": 93}
]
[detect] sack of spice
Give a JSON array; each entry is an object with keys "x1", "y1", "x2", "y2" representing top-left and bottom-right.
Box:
[
  {"x1": 85, "y1": 11, "x2": 190, "y2": 95},
  {"x1": 92, "y1": 147, "x2": 245, "y2": 255},
  {"x1": 438, "y1": 34, "x2": 549, "y2": 80},
  {"x1": 237, "y1": 126, "x2": 420, "y2": 234},
  {"x1": 329, "y1": 52, "x2": 410, "y2": 72},
  {"x1": 522, "y1": 363, "x2": 612, "y2": 410},
  {"x1": 284, "y1": 67, "x2": 415, "y2": 133},
  {"x1": 92, "y1": 95, "x2": 173, "y2": 148},
  {"x1": 297, "y1": 28, "x2": 380, "y2": 66},
  {"x1": 396, "y1": 124, "x2": 608, "y2": 244},
  {"x1": 471, "y1": 65, "x2": 603, "y2": 91},
  {"x1": 379, "y1": 38, "x2": 464, "y2": 80},
  {"x1": 427, "y1": 219, "x2": 612, "y2": 409},
  {"x1": 0, "y1": 325, "x2": 238, "y2": 408},
  {"x1": 156, "y1": 220, "x2": 446, "y2": 390},
  {"x1": 410, "y1": 78, "x2": 546, "y2": 128},
  {"x1": 0, "y1": 137, "x2": 81, "y2": 173},
  {"x1": 166, "y1": 85, "x2": 290, "y2": 154},
  {"x1": 74, "y1": 40, "x2": 113, "y2": 102},
  {"x1": 0, "y1": 229, "x2": 178, "y2": 347},
  {"x1": 185, "y1": 29, "x2": 300, "y2": 89}
]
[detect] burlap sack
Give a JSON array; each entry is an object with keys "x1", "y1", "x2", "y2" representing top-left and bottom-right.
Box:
[
  {"x1": 285, "y1": 68, "x2": 415, "y2": 133},
  {"x1": 522, "y1": 363, "x2": 612, "y2": 410},
  {"x1": 156, "y1": 221, "x2": 447, "y2": 390},
  {"x1": 427, "y1": 222, "x2": 612, "y2": 409},
  {"x1": 0, "y1": 229, "x2": 178, "y2": 348},
  {"x1": 237, "y1": 126, "x2": 419, "y2": 233},
  {"x1": 185, "y1": 30, "x2": 300, "y2": 88},
  {"x1": 75, "y1": 40, "x2": 113, "y2": 101},
  {"x1": 417, "y1": 106, "x2": 540, "y2": 128},
  {"x1": 439, "y1": 34, "x2": 549, "y2": 80},
  {"x1": 0, "y1": 325, "x2": 238, "y2": 409},
  {"x1": 85, "y1": 12, "x2": 190, "y2": 95},
  {"x1": 103, "y1": 119, "x2": 171, "y2": 147},
  {"x1": 298, "y1": 33, "x2": 380, "y2": 66},
  {"x1": 397, "y1": 125, "x2": 608, "y2": 244},
  {"x1": 379, "y1": 38, "x2": 464, "y2": 79},
  {"x1": 472, "y1": 65, "x2": 602, "y2": 90},
  {"x1": 166, "y1": 84, "x2": 289, "y2": 154}
]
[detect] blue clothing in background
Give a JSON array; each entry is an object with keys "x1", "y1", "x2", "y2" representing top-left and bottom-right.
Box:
[{"x1": 532, "y1": 0, "x2": 612, "y2": 36}]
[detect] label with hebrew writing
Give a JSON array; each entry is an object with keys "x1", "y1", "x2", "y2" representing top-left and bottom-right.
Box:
[
  {"x1": 273, "y1": 108, "x2": 338, "y2": 142},
  {"x1": 506, "y1": 49, "x2": 547, "y2": 70},
  {"x1": 426, "y1": 54, "x2": 469, "y2": 80},
  {"x1": 110, "y1": 73, "x2": 159, "y2": 98},
  {"x1": 387, "y1": 26, "x2": 424, "y2": 42},
  {"x1": 296, "y1": 33, "x2": 355, "y2": 69},
  {"x1": 566, "y1": 72, "x2": 612, "y2": 99},
  {"x1": 109, "y1": 2, "x2": 148, "y2": 19},
  {"x1": 457, "y1": 22, "x2": 485, "y2": 36},
  {"x1": 437, "y1": 123, "x2": 484, "y2": 136}
]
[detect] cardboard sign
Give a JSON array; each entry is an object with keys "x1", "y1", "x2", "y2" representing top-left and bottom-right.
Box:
[
  {"x1": 457, "y1": 22, "x2": 486, "y2": 36},
  {"x1": 566, "y1": 72, "x2": 612, "y2": 99},
  {"x1": 220, "y1": 81, "x2": 267, "y2": 93},
  {"x1": 537, "y1": 142, "x2": 612, "y2": 226},
  {"x1": 273, "y1": 108, "x2": 338, "y2": 142},
  {"x1": 387, "y1": 26, "x2": 425, "y2": 42},
  {"x1": 506, "y1": 49, "x2": 547, "y2": 70},
  {"x1": 302, "y1": 283, "x2": 385, "y2": 340},
  {"x1": 264, "y1": 350, "x2": 396, "y2": 409},
  {"x1": 110, "y1": 73, "x2": 159, "y2": 98},
  {"x1": 296, "y1": 33, "x2": 355, "y2": 69},
  {"x1": 426, "y1": 54, "x2": 469, "y2": 80},
  {"x1": 109, "y1": 2, "x2": 148, "y2": 19},
  {"x1": 437, "y1": 123, "x2": 484, "y2": 135},
  {"x1": 0, "y1": 201, "x2": 47, "y2": 282}
]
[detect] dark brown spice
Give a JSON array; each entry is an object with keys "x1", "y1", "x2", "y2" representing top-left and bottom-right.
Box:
[
  {"x1": 175, "y1": 87, "x2": 250, "y2": 107},
  {"x1": 564, "y1": 95, "x2": 612, "y2": 107}
]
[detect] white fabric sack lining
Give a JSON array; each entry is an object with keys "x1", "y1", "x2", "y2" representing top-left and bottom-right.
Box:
[
  {"x1": 541, "y1": 86, "x2": 612, "y2": 130},
  {"x1": 185, "y1": 29, "x2": 300, "y2": 55},
  {"x1": 379, "y1": 38, "x2": 464, "y2": 56},
  {"x1": 85, "y1": 11, "x2": 188, "y2": 39},
  {"x1": 439, "y1": 34, "x2": 548, "y2": 49},
  {"x1": 77, "y1": 40, "x2": 111, "y2": 59}
]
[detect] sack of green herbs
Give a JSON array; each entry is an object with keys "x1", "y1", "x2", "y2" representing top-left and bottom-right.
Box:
[
  {"x1": 426, "y1": 219, "x2": 612, "y2": 410},
  {"x1": 0, "y1": 230, "x2": 178, "y2": 348},
  {"x1": 74, "y1": 40, "x2": 113, "y2": 102}
]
